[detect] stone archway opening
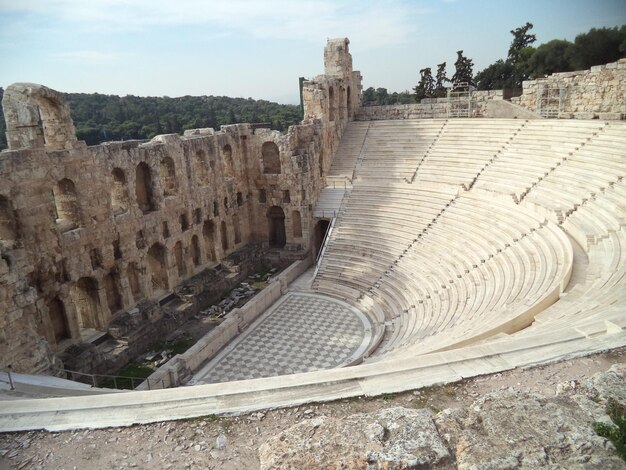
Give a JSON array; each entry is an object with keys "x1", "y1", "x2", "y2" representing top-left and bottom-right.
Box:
[
  {"x1": 111, "y1": 168, "x2": 130, "y2": 215},
  {"x1": 53, "y1": 178, "x2": 81, "y2": 231},
  {"x1": 160, "y1": 157, "x2": 177, "y2": 196},
  {"x1": 70, "y1": 277, "x2": 102, "y2": 330},
  {"x1": 147, "y1": 243, "x2": 168, "y2": 293},
  {"x1": 47, "y1": 297, "x2": 70, "y2": 344},
  {"x1": 203, "y1": 220, "x2": 217, "y2": 261},
  {"x1": 261, "y1": 142, "x2": 281, "y2": 174},
  {"x1": 220, "y1": 221, "x2": 229, "y2": 252},
  {"x1": 267, "y1": 206, "x2": 286, "y2": 248},
  {"x1": 135, "y1": 162, "x2": 155, "y2": 213},
  {"x1": 314, "y1": 219, "x2": 331, "y2": 257},
  {"x1": 0, "y1": 195, "x2": 17, "y2": 247}
]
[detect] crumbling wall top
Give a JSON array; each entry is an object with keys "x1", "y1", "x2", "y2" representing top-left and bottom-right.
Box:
[
  {"x1": 324, "y1": 38, "x2": 353, "y2": 78},
  {"x1": 2, "y1": 82, "x2": 79, "y2": 151}
]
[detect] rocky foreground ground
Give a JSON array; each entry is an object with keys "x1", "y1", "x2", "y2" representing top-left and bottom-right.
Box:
[{"x1": 1, "y1": 348, "x2": 624, "y2": 469}]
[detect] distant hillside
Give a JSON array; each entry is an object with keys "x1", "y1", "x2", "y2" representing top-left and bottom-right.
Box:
[{"x1": 0, "y1": 87, "x2": 302, "y2": 149}]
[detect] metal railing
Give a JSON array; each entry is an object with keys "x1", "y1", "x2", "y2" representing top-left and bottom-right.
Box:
[{"x1": 51, "y1": 366, "x2": 167, "y2": 391}]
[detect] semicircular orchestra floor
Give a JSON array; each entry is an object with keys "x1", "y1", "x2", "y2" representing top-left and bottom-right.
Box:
[{"x1": 190, "y1": 292, "x2": 372, "y2": 384}]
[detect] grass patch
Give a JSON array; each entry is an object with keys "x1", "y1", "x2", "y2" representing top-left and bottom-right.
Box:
[
  {"x1": 150, "y1": 337, "x2": 195, "y2": 356},
  {"x1": 594, "y1": 397, "x2": 626, "y2": 461},
  {"x1": 99, "y1": 363, "x2": 154, "y2": 389}
]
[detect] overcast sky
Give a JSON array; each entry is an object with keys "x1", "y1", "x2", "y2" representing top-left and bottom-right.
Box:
[{"x1": 1, "y1": 0, "x2": 625, "y2": 103}]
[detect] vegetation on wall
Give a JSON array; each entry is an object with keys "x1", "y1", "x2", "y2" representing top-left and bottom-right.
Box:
[{"x1": 0, "y1": 88, "x2": 302, "y2": 149}]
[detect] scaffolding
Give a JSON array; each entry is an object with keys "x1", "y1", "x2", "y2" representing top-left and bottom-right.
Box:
[
  {"x1": 447, "y1": 87, "x2": 473, "y2": 118},
  {"x1": 536, "y1": 83, "x2": 566, "y2": 118}
]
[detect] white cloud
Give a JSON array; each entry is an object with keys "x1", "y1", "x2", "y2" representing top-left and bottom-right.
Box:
[{"x1": 0, "y1": 0, "x2": 423, "y2": 48}]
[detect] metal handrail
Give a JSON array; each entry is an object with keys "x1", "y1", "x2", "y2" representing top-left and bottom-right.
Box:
[{"x1": 50, "y1": 366, "x2": 167, "y2": 391}]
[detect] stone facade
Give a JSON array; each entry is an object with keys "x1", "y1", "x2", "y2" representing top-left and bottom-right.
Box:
[
  {"x1": 512, "y1": 58, "x2": 626, "y2": 119},
  {"x1": 0, "y1": 38, "x2": 361, "y2": 374}
]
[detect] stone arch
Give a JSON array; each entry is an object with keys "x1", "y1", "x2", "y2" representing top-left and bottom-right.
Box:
[
  {"x1": 174, "y1": 241, "x2": 186, "y2": 277},
  {"x1": 267, "y1": 206, "x2": 286, "y2": 248},
  {"x1": 111, "y1": 168, "x2": 130, "y2": 216},
  {"x1": 328, "y1": 86, "x2": 335, "y2": 121},
  {"x1": 70, "y1": 277, "x2": 102, "y2": 330},
  {"x1": 3, "y1": 83, "x2": 78, "y2": 151},
  {"x1": 190, "y1": 235, "x2": 201, "y2": 266},
  {"x1": 126, "y1": 262, "x2": 142, "y2": 302},
  {"x1": 147, "y1": 243, "x2": 168, "y2": 292},
  {"x1": 292, "y1": 210, "x2": 303, "y2": 238},
  {"x1": 104, "y1": 272, "x2": 122, "y2": 314},
  {"x1": 47, "y1": 297, "x2": 70, "y2": 343},
  {"x1": 220, "y1": 221, "x2": 229, "y2": 251},
  {"x1": 135, "y1": 162, "x2": 155, "y2": 213},
  {"x1": 233, "y1": 215, "x2": 241, "y2": 245},
  {"x1": 53, "y1": 178, "x2": 81, "y2": 231},
  {"x1": 160, "y1": 157, "x2": 177, "y2": 196},
  {"x1": 262, "y1": 142, "x2": 281, "y2": 174},
  {"x1": 194, "y1": 149, "x2": 208, "y2": 183},
  {"x1": 202, "y1": 220, "x2": 216, "y2": 261},
  {"x1": 0, "y1": 195, "x2": 18, "y2": 247},
  {"x1": 223, "y1": 144, "x2": 234, "y2": 175}
]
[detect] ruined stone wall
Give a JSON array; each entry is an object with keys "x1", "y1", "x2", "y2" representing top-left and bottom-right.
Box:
[
  {"x1": 0, "y1": 38, "x2": 361, "y2": 374},
  {"x1": 356, "y1": 90, "x2": 504, "y2": 120},
  {"x1": 512, "y1": 58, "x2": 626, "y2": 119}
]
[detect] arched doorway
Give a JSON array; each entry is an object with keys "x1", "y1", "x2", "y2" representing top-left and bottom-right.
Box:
[
  {"x1": 190, "y1": 235, "x2": 201, "y2": 266},
  {"x1": 47, "y1": 297, "x2": 70, "y2": 343},
  {"x1": 104, "y1": 272, "x2": 123, "y2": 314},
  {"x1": 147, "y1": 243, "x2": 168, "y2": 292},
  {"x1": 203, "y1": 220, "x2": 216, "y2": 261},
  {"x1": 267, "y1": 206, "x2": 286, "y2": 248},
  {"x1": 53, "y1": 178, "x2": 81, "y2": 231},
  {"x1": 70, "y1": 277, "x2": 102, "y2": 330},
  {"x1": 126, "y1": 262, "x2": 142, "y2": 302},
  {"x1": 160, "y1": 157, "x2": 177, "y2": 196},
  {"x1": 315, "y1": 219, "x2": 331, "y2": 257},
  {"x1": 328, "y1": 86, "x2": 335, "y2": 121},
  {"x1": 174, "y1": 241, "x2": 186, "y2": 277}
]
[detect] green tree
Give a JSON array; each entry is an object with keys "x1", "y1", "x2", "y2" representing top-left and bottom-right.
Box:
[
  {"x1": 570, "y1": 26, "x2": 626, "y2": 70},
  {"x1": 508, "y1": 22, "x2": 536, "y2": 64},
  {"x1": 475, "y1": 59, "x2": 517, "y2": 90},
  {"x1": 414, "y1": 67, "x2": 435, "y2": 101},
  {"x1": 434, "y1": 62, "x2": 449, "y2": 97},
  {"x1": 451, "y1": 50, "x2": 474, "y2": 87},
  {"x1": 526, "y1": 39, "x2": 577, "y2": 77}
]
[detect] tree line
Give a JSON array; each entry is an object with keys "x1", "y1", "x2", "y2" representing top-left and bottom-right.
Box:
[
  {"x1": 0, "y1": 88, "x2": 302, "y2": 149},
  {"x1": 362, "y1": 23, "x2": 625, "y2": 106}
]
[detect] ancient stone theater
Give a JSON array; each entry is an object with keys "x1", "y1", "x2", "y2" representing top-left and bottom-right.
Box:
[{"x1": 0, "y1": 38, "x2": 625, "y2": 431}]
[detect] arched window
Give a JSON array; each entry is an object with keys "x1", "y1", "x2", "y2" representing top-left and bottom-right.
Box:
[
  {"x1": 261, "y1": 142, "x2": 281, "y2": 174},
  {"x1": 111, "y1": 168, "x2": 129, "y2": 215},
  {"x1": 194, "y1": 150, "x2": 208, "y2": 183},
  {"x1": 292, "y1": 210, "x2": 302, "y2": 238},
  {"x1": 135, "y1": 162, "x2": 155, "y2": 212},
  {"x1": 160, "y1": 157, "x2": 177, "y2": 196},
  {"x1": 328, "y1": 86, "x2": 335, "y2": 121},
  {"x1": 53, "y1": 178, "x2": 81, "y2": 231}
]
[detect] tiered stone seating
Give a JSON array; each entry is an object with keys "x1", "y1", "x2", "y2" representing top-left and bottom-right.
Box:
[
  {"x1": 314, "y1": 118, "x2": 625, "y2": 360},
  {"x1": 326, "y1": 121, "x2": 370, "y2": 181}
]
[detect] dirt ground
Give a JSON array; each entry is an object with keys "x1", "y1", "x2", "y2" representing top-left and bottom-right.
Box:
[{"x1": 1, "y1": 347, "x2": 624, "y2": 470}]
